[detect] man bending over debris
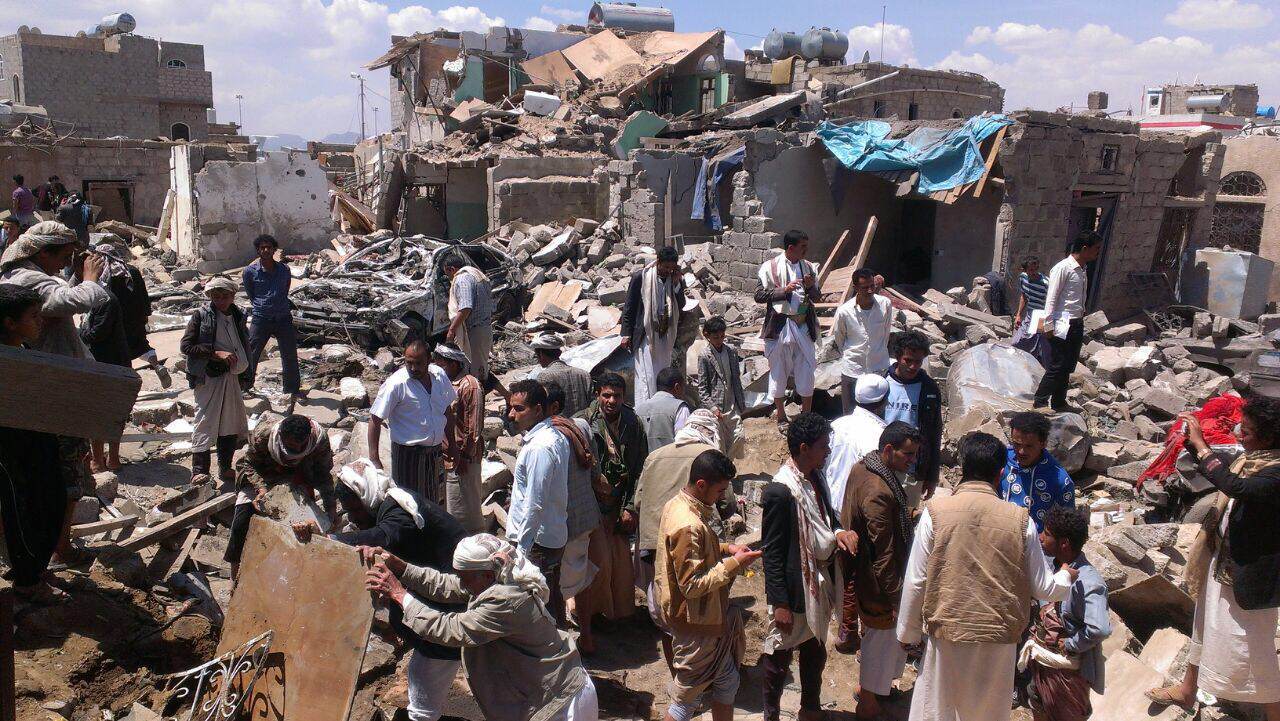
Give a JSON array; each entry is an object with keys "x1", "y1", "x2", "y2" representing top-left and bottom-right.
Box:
[
  {"x1": 442, "y1": 251, "x2": 494, "y2": 386},
  {"x1": 622, "y1": 245, "x2": 687, "y2": 405},
  {"x1": 242, "y1": 234, "x2": 301, "y2": 398},
  {"x1": 897, "y1": 431, "x2": 1075, "y2": 721},
  {"x1": 655, "y1": 448, "x2": 761, "y2": 721},
  {"x1": 761, "y1": 412, "x2": 858, "y2": 721},
  {"x1": 507, "y1": 378, "x2": 572, "y2": 624},
  {"x1": 531, "y1": 334, "x2": 593, "y2": 418},
  {"x1": 755, "y1": 230, "x2": 821, "y2": 430},
  {"x1": 435, "y1": 342, "x2": 485, "y2": 533},
  {"x1": 578, "y1": 372, "x2": 649, "y2": 623},
  {"x1": 369, "y1": 340, "x2": 456, "y2": 505},
  {"x1": 182, "y1": 276, "x2": 253, "y2": 486},
  {"x1": 226, "y1": 413, "x2": 335, "y2": 578},
  {"x1": 366, "y1": 533, "x2": 599, "y2": 721},
  {"x1": 295, "y1": 460, "x2": 467, "y2": 721}
]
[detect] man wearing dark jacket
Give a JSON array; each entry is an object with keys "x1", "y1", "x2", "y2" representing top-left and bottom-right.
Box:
[
  {"x1": 620, "y1": 245, "x2": 688, "y2": 405},
  {"x1": 881, "y1": 331, "x2": 942, "y2": 506},
  {"x1": 760, "y1": 412, "x2": 859, "y2": 721},
  {"x1": 841, "y1": 421, "x2": 921, "y2": 720},
  {"x1": 293, "y1": 464, "x2": 467, "y2": 721}
]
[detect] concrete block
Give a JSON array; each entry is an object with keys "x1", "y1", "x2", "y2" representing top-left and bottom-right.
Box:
[
  {"x1": 1104, "y1": 322, "x2": 1147, "y2": 344},
  {"x1": 94, "y1": 471, "x2": 119, "y2": 503},
  {"x1": 132, "y1": 400, "x2": 182, "y2": 426},
  {"x1": 1096, "y1": 525, "x2": 1147, "y2": 565},
  {"x1": 1133, "y1": 387, "x2": 1186, "y2": 420},
  {"x1": 339, "y1": 377, "x2": 369, "y2": 409},
  {"x1": 597, "y1": 280, "x2": 629, "y2": 306},
  {"x1": 1085, "y1": 441, "x2": 1123, "y2": 474},
  {"x1": 72, "y1": 496, "x2": 101, "y2": 524},
  {"x1": 1083, "y1": 311, "x2": 1110, "y2": 335}
]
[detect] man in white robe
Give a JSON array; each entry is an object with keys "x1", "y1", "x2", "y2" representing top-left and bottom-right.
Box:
[
  {"x1": 896, "y1": 431, "x2": 1074, "y2": 721},
  {"x1": 754, "y1": 230, "x2": 821, "y2": 428},
  {"x1": 621, "y1": 245, "x2": 687, "y2": 404}
]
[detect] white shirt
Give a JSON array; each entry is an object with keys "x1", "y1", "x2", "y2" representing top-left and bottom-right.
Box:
[
  {"x1": 896, "y1": 508, "x2": 1073, "y2": 645},
  {"x1": 824, "y1": 407, "x2": 888, "y2": 513},
  {"x1": 370, "y1": 365, "x2": 457, "y2": 446},
  {"x1": 507, "y1": 418, "x2": 570, "y2": 552},
  {"x1": 831, "y1": 294, "x2": 893, "y2": 379},
  {"x1": 1041, "y1": 255, "x2": 1088, "y2": 320}
]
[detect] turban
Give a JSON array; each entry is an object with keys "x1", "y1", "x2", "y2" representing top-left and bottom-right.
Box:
[
  {"x1": 855, "y1": 374, "x2": 890, "y2": 404},
  {"x1": 673, "y1": 409, "x2": 723, "y2": 449},
  {"x1": 0, "y1": 221, "x2": 76, "y2": 269},
  {"x1": 452, "y1": 533, "x2": 550, "y2": 603},
  {"x1": 530, "y1": 334, "x2": 563, "y2": 350},
  {"x1": 203, "y1": 276, "x2": 237, "y2": 296},
  {"x1": 339, "y1": 459, "x2": 425, "y2": 528},
  {"x1": 432, "y1": 342, "x2": 469, "y2": 365}
]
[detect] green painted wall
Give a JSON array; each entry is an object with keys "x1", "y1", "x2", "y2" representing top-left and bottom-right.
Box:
[
  {"x1": 447, "y1": 203, "x2": 488, "y2": 240},
  {"x1": 717, "y1": 72, "x2": 730, "y2": 106},
  {"x1": 452, "y1": 57, "x2": 486, "y2": 103},
  {"x1": 671, "y1": 74, "x2": 702, "y2": 115}
]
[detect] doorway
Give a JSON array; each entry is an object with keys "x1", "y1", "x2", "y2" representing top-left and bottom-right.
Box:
[
  {"x1": 83, "y1": 181, "x2": 134, "y2": 224},
  {"x1": 1068, "y1": 193, "x2": 1118, "y2": 310},
  {"x1": 897, "y1": 199, "x2": 936, "y2": 286}
]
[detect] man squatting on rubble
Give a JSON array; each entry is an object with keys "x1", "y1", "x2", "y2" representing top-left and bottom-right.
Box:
[
  {"x1": 435, "y1": 342, "x2": 486, "y2": 533},
  {"x1": 0, "y1": 220, "x2": 108, "y2": 565},
  {"x1": 366, "y1": 533, "x2": 600, "y2": 721},
  {"x1": 294, "y1": 456, "x2": 468, "y2": 721},
  {"x1": 1034, "y1": 231, "x2": 1103, "y2": 411},
  {"x1": 621, "y1": 244, "x2": 688, "y2": 405},
  {"x1": 761, "y1": 412, "x2": 860, "y2": 721},
  {"x1": 442, "y1": 251, "x2": 495, "y2": 386},
  {"x1": 830, "y1": 268, "x2": 893, "y2": 414},
  {"x1": 242, "y1": 234, "x2": 302, "y2": 398},
  {"x1": 756, "y1": 230, "x2": 822, "y2": 429},
  {"x1": 897, "y1": 431, "x2": 1078, "y2": 721},
  {"x1": 654, "y1": 447, "x2": 762, "y2": 721},
  {"x1": 369, "y1": 340, "x2": 457, "y2": 505}
]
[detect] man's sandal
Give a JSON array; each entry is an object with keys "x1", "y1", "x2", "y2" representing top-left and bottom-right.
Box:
[{"x1": 1145, "y1": 686, "x2": 1196, "y2": 711}]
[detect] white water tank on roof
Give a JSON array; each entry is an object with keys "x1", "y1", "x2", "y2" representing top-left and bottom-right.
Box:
[
  {"x1": 100, "y1": 13, "x2": 136, "y2": 35},
  {"x1": 588, "y1": 3, "x2": 675, "y2": 32}
]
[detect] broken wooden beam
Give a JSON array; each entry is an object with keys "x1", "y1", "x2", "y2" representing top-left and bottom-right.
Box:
[
  {"x1": 153, "y1": 527, "x2": 201, "y2": 582},
  {"x1": 817, "y1": 228, "x2": 852, "y2": 289},
  {"x1": 972, "y1": 124, "x2": 1008, "y2": 199},
  {"x1": 71, "y1": 515, "x2": 140, "y2": 539},
  {"x1": 837, "y1": 216, "x2": 878, "y2": 305},
  {"x1": 117, "y1": 493, "x2": 234, "y2": 553}
]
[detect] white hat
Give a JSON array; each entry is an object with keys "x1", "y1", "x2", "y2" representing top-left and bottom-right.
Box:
[
  {"x1": 854, "y1": 374, "x2": 890, "y2": 404},
  {"x1": 530, "y1": 334, "x2": 563, "y2": 350}
]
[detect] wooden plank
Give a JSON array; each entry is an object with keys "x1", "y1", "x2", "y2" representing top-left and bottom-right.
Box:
[
  {"x1": 972, "y1": 124, "x2": 1008, "y2": 199},
  {"x1": 821, "y1": 266, "x2": 854, "y2": 297},
  {"x1": 71, "y1": 515, "x2": 139, "y2": 539},
  {"x1": 817, "y1": 228, "x2": 852, "y2": 289},
  {"x1": 153, "y1": 527, "x2": 200, "y2": 581},
  {"x1": 835, "y1": 216, "x2": 878, "y2": 305},
  {"x1": 117, "y1": 492, "x2": 234, "y2": 552},
  {"x1": 0, "y1": 345, "x2": 141, "y2": 440},
  {"x1": 560, "y1": 30, "x2": 643, "y2": 81}
]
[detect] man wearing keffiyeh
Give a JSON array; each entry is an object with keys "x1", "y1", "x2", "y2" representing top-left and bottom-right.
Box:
[
  {"x1": 620, "y1": 245, "x2": 688, "y2": 405},
  {"x1": 759, "y1": 412, "x2": 859, "y2": 721}
]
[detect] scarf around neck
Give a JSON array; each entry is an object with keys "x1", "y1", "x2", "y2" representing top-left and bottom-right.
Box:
[
  {"x1": 269, "y1": 418, "x2": 325, "y2": 467},
  {"x1": 550, "y1": 415, "x2": 595, "y2": 470},
  {"x1": 862, "y1": 450, "x2": 913, "y2": 548},
  {"x1": 773, "y1": 458, "x2": 840, "y2": 644},
  {"x1": 641, "y1": 262, "x2": 681, "y2": 338}
]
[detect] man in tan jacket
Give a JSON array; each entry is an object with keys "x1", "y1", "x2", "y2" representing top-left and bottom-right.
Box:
[
  {"x1": 897, "y1": 432, "x2": 1077, "y2": 721},
  {"x1": 841, "y1": 421, "x2": 921, "y2": 720},
  {"x1": 655, "y1": 449, "x2": 762, "y2": 721}
]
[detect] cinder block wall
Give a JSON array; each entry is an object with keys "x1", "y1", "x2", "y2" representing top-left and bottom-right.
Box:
[
  {"x1": 488, "y1": 156, "x2": 608, "y2": 229},
  {"x1": 0, "y1": 138, "x2": 173, "y2": 224}
]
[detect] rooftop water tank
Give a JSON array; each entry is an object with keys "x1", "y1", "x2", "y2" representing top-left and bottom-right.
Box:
[
  {"x1": 800, "y1": 27, "x2": 848, "y2": 62},
  {"x1": 1257, "y1": 105, "x2": 1277, "y2": 119},
  {"x1": 1186, "y1": 93, "x2": 1229, "y2": 111},
  {"x1": 588, "y1": 3, "x2": 675, "y2": 33},
  {"x1": 763, "y1": 29, "x2": 802, "y2": 60}
]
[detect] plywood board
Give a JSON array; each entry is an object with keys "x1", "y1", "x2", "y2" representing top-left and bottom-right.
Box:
[
  {"x1": 521, "y1": 50, "x2": 580, "y2": 89},
  {"x1": 218, "y1": 517, "x2": 372, "y2": 721},
  {"x1": 0, "y1": 344, "x2": 141, "y2": 440},
  {"x1": 561, "y1": 30, "x2": 643, "y2": 81}
]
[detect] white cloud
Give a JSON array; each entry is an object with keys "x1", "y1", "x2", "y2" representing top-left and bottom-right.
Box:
[
  {"x1": 387, "y1": 5, "x2": 505, "y2": 36},
  {"x1": 522, "y1": 16, "x2": 558, "y2": 32},
  {"x1": 945, "y1": 21, "x2": 1279, "y2": 114},
  {"x1": 846, "y1": 23, "x2": 918, "y2": 66},
  {"x1": 539, "y1": 4, "x2": 583, "y2": 23},
  {"x1": 723, "y1": 35, "x2": 745, "y2": 61},
  {"x1": 1166, "y1": 0, "x2": 1273, "y2": 31}
]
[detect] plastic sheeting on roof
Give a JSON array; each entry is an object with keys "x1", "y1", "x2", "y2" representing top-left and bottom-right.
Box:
[{"x1": 815, "y1": 114, "x2": 1013, "y2": 194}]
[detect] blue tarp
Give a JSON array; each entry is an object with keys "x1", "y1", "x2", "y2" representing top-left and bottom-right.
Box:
[{"x1": 815, "y1": 114, "x2": 1013, "y2": 194}]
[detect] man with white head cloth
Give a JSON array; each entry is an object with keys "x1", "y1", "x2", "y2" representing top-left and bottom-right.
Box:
[{"x1": 366, "y1": 533, "x2": 599, "y2": 721}]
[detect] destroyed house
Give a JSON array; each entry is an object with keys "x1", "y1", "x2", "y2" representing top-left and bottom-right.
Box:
[
  {"x1": 0, "y1": 26, "x2": 213, "y2": 141},
  {"x1": 613, "y1": 110, "x2": 1224, "y2": 321}
]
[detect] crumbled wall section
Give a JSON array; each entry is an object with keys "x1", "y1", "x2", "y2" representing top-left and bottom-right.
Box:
[
  {"x1": 489, "y1": 156, "x2": 608, "y2": 230},
  {"x1": 808, "y1": 63, "x2": 1005, "y2": 120},
  {"x1": 0, "y1": 138, "x2": 174, "y2": 224}
]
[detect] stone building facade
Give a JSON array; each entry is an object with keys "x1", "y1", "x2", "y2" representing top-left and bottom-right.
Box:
[
  {"x1": 1214, "y1": 134, "x2": 1280, "y2": 297},
  {"x1": 1155, "y1": 84, "x2": 1259, "y2": 117},
  {"x1": 0, "y1": 29, "x2": 213, "y2": 140}
]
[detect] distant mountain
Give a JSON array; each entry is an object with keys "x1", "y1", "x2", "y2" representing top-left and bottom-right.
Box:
[{"x1": 254, "y1": 130, "x2": 363, "y2": 151}]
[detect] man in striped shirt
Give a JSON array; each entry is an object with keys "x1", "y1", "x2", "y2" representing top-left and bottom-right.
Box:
[
  {"x1": 1033, "y1": 233, "x2": 1103, "y2": 411},
  {"x1": 1015, "y1": 257, "x2": 1048, "y2": 325}
]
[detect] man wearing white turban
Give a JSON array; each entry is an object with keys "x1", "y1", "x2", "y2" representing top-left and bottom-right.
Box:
[{"x1": 366, "y1": 533, "x2": 599, "y2": 721}]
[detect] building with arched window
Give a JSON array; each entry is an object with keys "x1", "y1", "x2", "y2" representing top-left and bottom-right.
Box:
[{"x1": 1216, "y1": 138, "x2": 1280, "y2": 298}]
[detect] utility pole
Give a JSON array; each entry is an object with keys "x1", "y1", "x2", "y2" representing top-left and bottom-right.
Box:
[
  {"x1": 880, "y1": 5, "x2": 886, "y2": 63},
  {"x1": 372, "y1": 107, "x2": 379, "y2": 137},
  {"x1": 234, "y1": 94, "x2": 244, "y2": 130},
  {"x1": 350, "y1": 72, "x2": 367, "y2": 140}
]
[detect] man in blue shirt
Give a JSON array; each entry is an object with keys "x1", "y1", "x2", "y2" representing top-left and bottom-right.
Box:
[
  {"x1": 241, "y1": 234, "x2": 300, "y2": 396},
  {"x1": 1001, "y1": 411, "x2": 1075, "y2": 530}
]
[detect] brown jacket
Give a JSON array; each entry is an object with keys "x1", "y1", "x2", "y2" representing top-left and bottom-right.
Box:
[
  {"x1": 655, "y1": 490, "x2": 742, "y2": 634},
  {"x1": 753, "y1": 256, "x2": 821, "y2": 341},
  {"x1": 444, "y1": 373, "x2": 483, "y2": 469},
  {"x1": 922, "y1": 481, "x2": 1031, "y2": 644},
  {"x1": 841, "y1": 456, "x2": 910, "y2": 630}
]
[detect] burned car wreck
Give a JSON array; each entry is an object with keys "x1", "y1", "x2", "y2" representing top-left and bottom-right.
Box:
[{"x1": 291, "y1": 236, "x2": 526, "y2": 349}]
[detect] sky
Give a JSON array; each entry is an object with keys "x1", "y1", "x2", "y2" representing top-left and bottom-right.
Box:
[{"x1": 4, "y1": 0, "x2": 1278, "y2": 139}]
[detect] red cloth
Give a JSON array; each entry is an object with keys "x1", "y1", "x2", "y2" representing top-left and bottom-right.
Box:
[{"x1": 1136, "y1": 394, "x2": 1243, "y2": 488}]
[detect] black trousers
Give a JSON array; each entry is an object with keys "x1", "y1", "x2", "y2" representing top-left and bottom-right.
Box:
[
  {"x1": 1034, "y1": 318, "x2": 1084, "y2": 407},
  {"x1": 247, "y1": 315, "x2": 300, "y2": 394},
  {"x1": 762, "y1": 635, "x2": 826, "y2": 720},
  {"x1": 528, "y1": 543, "x2": 566, "y2": 625}
]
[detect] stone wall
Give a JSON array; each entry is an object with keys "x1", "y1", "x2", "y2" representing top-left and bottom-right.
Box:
[
  {"x1": 1162, "y1": 84, "x2": 1259, "y2": 117},
  {"x1": 1217, "y1": 135, "x2": 1280, "y2": 297},
  {"x1": 0, "y1": 137, "x2": 174, "y2": 224},
  {"x1": 488, "y1": 156, "x2": 608, "y2": 229},
  {"x1": 806, "y1": 62, "x2": 1004, "y2": 120}
]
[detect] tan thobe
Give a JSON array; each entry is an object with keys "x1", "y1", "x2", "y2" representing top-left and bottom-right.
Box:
[{"x1": 190, "y1": 311, "x2": 249, "y2": 452}]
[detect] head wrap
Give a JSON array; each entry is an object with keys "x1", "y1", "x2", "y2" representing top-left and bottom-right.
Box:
[
  {"x1": 338, "y1": 459, "x2": 425, "y2": 528},
  {"x1": 855, "y1": 374, "x2": 890, "y2": 404},
  {"x1": 673, "y1": 409, "x2": 725, "y2": 449},
  {"x1": 0, "y1": 221, "x2": 76, "y2": 269},
  {"x1": 452, "y1": 533, "x2": 551, "y2": 604},
  {"x1": 269, "y1": 416, "x2": 325, "y2": 467},
  {"x1": 92, "y1": 243, "x2": 134, "y2": 291},
  {"x1": 432, "y1": 342, "x2": 469, "y2": 365},
  {"x1": 204, "y1": 276, "x2": 237, "y2": 296},
  {"x1": 530, "y1": 334, "x2": 563, "y2": 350}
]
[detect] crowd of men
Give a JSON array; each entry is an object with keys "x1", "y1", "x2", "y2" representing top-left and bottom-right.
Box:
[{"x1": 5, "y1": 216, "x2": 1280, "y2": 721}]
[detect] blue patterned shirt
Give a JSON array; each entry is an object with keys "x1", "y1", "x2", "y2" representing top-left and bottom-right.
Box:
[{"x1": 1000, "y1": 448, "x2": 1075, "y2": 531}]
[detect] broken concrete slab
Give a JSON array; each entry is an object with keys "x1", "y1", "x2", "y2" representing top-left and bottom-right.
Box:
[
  {"x1": 339, "y1": 377, "x2": 369, "y2": 409},
  {"x1": 1104, "y1": 322, "x2": 1148, "y2": 345},
  {"x1": 1109, "y1": 573, "x2": 1195, "y2": 633},
  {"x1": 721, "y1": 91, "x2": 806, "y2": 128},
  {"x1": 1133, "y1": 386, "x2": 1187, "y2": 420},
  {"x1": 1138, "y1": 627, "x2": 1191, "y2": 680},
  {"x1": 217, "y1": 517, "x2": 373, "y2": 721},
  {"x1": 1090, "y1": 651, "x2": 1185, "y2": 721}
]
